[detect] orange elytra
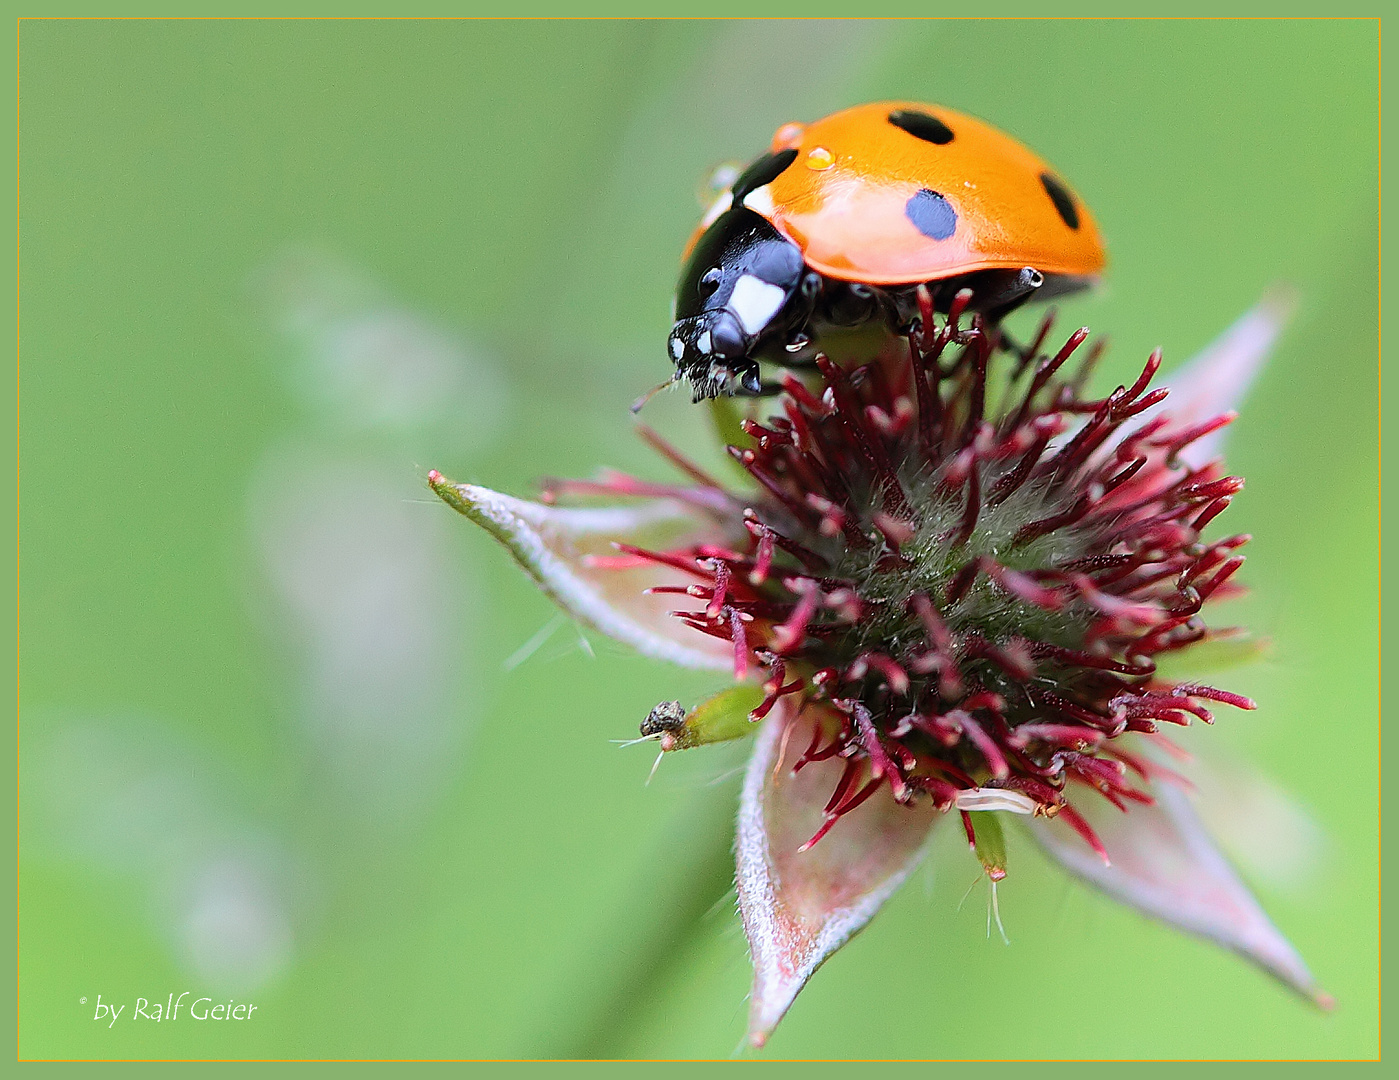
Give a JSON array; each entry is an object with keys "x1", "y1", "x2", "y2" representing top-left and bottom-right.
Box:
[{"x1": 759, "y1": 101, "x2": 1105, "y2": 285}]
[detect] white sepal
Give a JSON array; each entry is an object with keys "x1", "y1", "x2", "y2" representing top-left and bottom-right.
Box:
[
  {"x1": 736, "y1": 701, "x2": 941, "y2": 1047},
  {"x1": 430, "y1": 476, "x2": 731, "y2": 670}
]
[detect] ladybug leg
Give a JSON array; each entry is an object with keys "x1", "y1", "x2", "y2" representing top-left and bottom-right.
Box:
[
  {"x1": 929, "y1": 268, "x2": 1046, "y2": 362},
  {"x1": 866, "y1": 284, "x2": 910, "y2": 334},
  {"x1": 885, "y1": 286, "x2": 923, "y2": 338},
  {"x1": 776, "y1": 271, "x2": 823, "y2": 356},
  {"x1": 822, "y1": 281, "x2": 882, "y2": 328},
  {"x1": 978, "y1": 267, "x2": 1046, "y2": 321},
  {"x1": 923, "y1": 268, "x2": 1043, "y2": 320}
]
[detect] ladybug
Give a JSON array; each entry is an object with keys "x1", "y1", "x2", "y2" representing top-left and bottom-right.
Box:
[{"x1": 666, "y1": 101, "x2": 1106, "y2": 400}]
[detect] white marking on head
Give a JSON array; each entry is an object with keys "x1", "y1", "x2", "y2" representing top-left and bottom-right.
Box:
[
  {"x1": 670, "y1": 336, "x2": 684, "y2": 360},
  {"x1": 729, "y1": 274, "x2": 787, "y2": 336},
  {"x1": 697, "y1": 329, "x2": 712, "y2": 353}
]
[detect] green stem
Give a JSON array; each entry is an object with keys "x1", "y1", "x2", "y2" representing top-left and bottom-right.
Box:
[{"x1": 544, "y1": 779, "x2": 739, "y2": 1059}]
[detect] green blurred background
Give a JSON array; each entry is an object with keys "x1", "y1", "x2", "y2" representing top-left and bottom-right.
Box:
[{"x1": 18, "y1": 19, "x2": 1378, "y2": 1059}]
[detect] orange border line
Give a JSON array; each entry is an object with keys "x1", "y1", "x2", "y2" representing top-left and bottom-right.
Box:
[{"x1": 10, "y1": 12, "x2": 1382, "y2": 1068}]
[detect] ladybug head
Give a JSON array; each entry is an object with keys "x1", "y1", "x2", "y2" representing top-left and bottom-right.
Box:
[{"x1": 669, "y1": 207, "x2": 806, "y2": 400}]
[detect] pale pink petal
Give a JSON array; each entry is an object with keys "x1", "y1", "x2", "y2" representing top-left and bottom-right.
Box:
[
  {"x1": 736, "y1": 700, "x2": 942, "y2": 1046},
  {"x1": 1186, "y1": 751, "x2": 1327, "y2": 895},
  {"x1": 429, "y1": 474, "x2": 731, "y2": 670},
  {"x1": 1028, "y1": 781, "x2": 1329, "y2": 1006},
  {"x1": 1161, "y1": 287, "x2": 1296, "y2": 467}
]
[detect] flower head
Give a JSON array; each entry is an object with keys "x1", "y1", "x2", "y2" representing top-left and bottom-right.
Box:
[{"x1": 429, "y1": 290, "x2": 1326, "y2": 1048}]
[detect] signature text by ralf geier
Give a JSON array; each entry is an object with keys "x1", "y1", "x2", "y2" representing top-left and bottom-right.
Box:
[{"x1": 88, "y1": 993, "x2": 258, "y2": 1028}]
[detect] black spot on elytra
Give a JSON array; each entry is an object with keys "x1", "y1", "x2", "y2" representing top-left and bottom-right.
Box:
[
  {"x1": 888, "y1": 108, "x2": 955, "y2": 145},
  {"x1": 1040, "y1": 172, "x2": 1080, "y2": 230},
  {"x1": 905, "y1": 188, "x2": 957, "y2": 241},
  {"x1": 731, "y1": 149, "x2": 798, "y2": 207}
]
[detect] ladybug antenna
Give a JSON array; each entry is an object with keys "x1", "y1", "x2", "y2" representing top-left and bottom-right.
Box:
[{"x1": 630, "y1": 375, "x2": 678, "y2": 415}]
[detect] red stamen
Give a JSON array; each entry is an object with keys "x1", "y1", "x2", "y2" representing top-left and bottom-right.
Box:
[
  {"x1": 1156, "y1": 411, "x2": 1237, "y2": 462},
  {"x1": 727, "y1": 605, "x2": 749, "y2": 680},
  {"x1": 706, "y1": 561, "x2": 732, "y2": 619},
  {"x1": 1057, "y1": 803, "x2": 1111, "y2": 865},
  {"x1": 1008, "y1": 723, "x2": 1105, "y2": 750},
  {"x1": 634, "y1": 423, "x2": 727, "y2": 490},
  {"x1": 1173, "y1": 683, "x2": 1258, "y2": 710},
  {"x1": 960, "y1": 809, "x2": 976, "y2": 848},
  {"x1": 957, "y1": 712, "x2": 1009, "y2": 779},
  {"x1": 771, "y1": 584, "x2": 820, "y2": 654}
]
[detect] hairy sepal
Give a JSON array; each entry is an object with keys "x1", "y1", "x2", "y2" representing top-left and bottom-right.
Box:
[
  {"x1": 736, "y1": 700, "x2": 941, "y2": 1047},
  {"x1": 428, "y1": 474, "x2": 731, "y2": 670},
  {"x1": 1027, "y1": 780, "x2": 1329, "y2": 1008}
]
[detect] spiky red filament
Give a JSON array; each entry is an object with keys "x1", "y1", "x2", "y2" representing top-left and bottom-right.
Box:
[{"x1": 602, "y1": 313, "x2": 1257, "y2": 858}]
